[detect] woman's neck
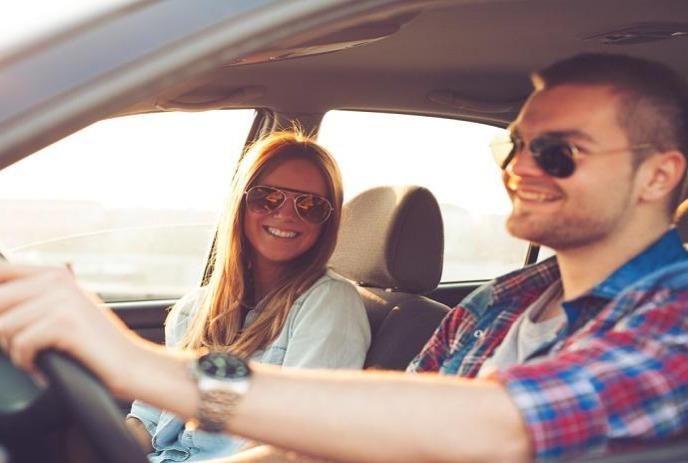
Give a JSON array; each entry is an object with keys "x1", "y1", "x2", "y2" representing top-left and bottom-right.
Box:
[{"x1": 251, "y1": 258, "x2": 288, "y2": 302}]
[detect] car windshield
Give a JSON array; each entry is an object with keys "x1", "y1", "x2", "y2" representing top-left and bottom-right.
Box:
[{"x1": 0, "y1": 0, "x2": 134, "y2": 58}]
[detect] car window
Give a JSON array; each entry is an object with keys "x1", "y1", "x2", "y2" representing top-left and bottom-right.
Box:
[
  {"x1": 318, "y1": 110, "x2": 528, "y2": 282},
  {"x1": 0, "y1": 109, "x2": 255, "y2": 302},
  {"x1": 538, "y1": 246, "x2": 556, "y2": 261},
  {"x1": 0, "y1": 1, "x2": 134, "y2": 57}
]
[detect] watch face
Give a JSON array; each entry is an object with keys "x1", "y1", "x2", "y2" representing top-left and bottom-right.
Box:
[{"x1": 198, "y1": 352, "x2": 250, "y2": 380}]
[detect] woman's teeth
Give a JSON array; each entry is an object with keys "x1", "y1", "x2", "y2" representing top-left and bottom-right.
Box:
[{"x1": 266, "y1": 226, "x2": 298, "y2": 238}]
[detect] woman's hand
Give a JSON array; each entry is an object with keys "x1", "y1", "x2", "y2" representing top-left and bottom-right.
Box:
[{"x1": 0, "y1": 263, "x2": 150, "y2": 396}]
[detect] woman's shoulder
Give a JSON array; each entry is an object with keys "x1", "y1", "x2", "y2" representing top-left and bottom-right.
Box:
[
  {"x1": 302, "y1": 269, "x2": 359, "y2": 297},
  {"x1": 280, "y1": 269, "x2": 370, "y2": 358},
  {"x1": 165, "y1": 286, "x2": 208, "y2": 345},
  {"x1": 291, "y1": 269, "x2": 364, "y2": 316},
  {"x1": 169, "y1": 286, "x2": 207, "y2": 319}
]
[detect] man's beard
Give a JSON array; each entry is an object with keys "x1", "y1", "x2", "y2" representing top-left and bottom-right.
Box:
[{"x1": 505, "y1": 199, "x2": 631, "y2": 251}]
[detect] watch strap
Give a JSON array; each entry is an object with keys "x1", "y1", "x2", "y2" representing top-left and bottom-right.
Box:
[{"x1": 196, "y1": 388, "x2": 242, "y2": 433}]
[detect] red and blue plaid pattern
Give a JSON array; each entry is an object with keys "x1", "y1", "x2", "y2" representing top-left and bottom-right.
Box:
[
  {"x1": 408, "y1": 256, "x2": 563, "y2": 376},
  {"x1": 408, "y1": 230, "x2": 688, "y2": 460}
]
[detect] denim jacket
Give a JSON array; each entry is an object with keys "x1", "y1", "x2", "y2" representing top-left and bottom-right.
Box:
[{"x1": 128, "y1": 270, "x2": 370, "y2": 462}]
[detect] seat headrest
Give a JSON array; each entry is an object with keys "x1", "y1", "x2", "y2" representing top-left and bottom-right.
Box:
[{"x1": 330, "y1": 185, "x2": 444, "y2": 294}]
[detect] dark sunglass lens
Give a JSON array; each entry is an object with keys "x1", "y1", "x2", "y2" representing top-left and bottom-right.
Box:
[
  {"x1": 295, "y1": 195, "x2": 332, "y2": 224},
  {"x1": 532, "y1": 139, "x2": 575, "y2": 178},
  {"x1": 246, "y1": 187, "x2": 285, "y2": 213}
]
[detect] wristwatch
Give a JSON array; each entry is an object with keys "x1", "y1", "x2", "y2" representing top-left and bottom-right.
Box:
[{"x1": 188, "y1": 352, "x2": 252, "y2": 433}]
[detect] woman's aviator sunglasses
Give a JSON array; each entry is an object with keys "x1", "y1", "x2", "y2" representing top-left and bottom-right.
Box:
[
  {"x1": 490, "y1": 133, "x2": 653, "y2": 178},
  {"x1": 245, "y1": 185, "x2": 333, "y2": 225}
]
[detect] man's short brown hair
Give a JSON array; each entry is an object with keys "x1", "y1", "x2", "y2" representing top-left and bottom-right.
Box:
[{"x1": 533, "y1": 53, "x2": 688, "y2": 212}]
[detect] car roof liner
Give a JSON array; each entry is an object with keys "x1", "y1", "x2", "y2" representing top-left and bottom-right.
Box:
[{"x1": 224, "y1": 10, "x2": 422, "y2": 66}]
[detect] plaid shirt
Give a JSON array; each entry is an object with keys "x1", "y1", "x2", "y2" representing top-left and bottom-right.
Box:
[{"x1": 408, "y1": 229, "x2": 688, "y2": 460}]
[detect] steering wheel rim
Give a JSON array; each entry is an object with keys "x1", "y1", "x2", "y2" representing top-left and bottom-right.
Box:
[
  {"x1": 1, "y1": 350, "x2": 148, "y2": 463},
  {"x1": 36, "y1": 350, "x2": 149, "y2": 463}
]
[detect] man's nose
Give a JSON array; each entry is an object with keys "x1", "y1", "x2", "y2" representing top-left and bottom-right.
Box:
[{"x1": 506, "y1": 145, "x2": 546, "y2": 177}]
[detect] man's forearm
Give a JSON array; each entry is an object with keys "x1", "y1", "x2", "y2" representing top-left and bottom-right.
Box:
[
  {"x1": 219, "y1": 445, "x2": 334, "y2": 463},
  {"x1": 117, "y1": 341, "x2": 198, "y2": 419},
  {"x1": 228, "y1": 366, "x2": 531, "y2": 463},
  {"x1": 117, "y1": 347, "x2": 530, "y2": 463}
]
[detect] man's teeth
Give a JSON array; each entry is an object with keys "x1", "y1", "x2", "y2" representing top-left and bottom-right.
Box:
[
  {"x1": 517, "y1": 190, "x2": 558, "y2": 202},
  {"x1": 266, "y1": 226, "x2": 298, "y2": 238}
]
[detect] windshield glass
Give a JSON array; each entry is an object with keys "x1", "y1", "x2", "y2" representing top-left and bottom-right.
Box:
[{"x1": 0, "y1": 0, "x2": 135, "y2": 58}]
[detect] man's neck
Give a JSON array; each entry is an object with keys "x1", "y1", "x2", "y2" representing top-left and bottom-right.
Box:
[{"x1": 555, "y1": 221, "x2": 671, "y2": 301}]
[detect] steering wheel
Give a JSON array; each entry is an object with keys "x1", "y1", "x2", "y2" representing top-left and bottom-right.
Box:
[{"x1": 0, "y1": 350, "x2": 148, "y2": 463}]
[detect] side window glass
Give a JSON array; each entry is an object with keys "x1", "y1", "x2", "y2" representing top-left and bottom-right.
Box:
[
  {"x1": 538, "y1": 246, "x2": 556, "y2": 261},
  {"x1": 318, "y1": 110, "x2": 528, "y2": 282},
  {"x1": 0, "y1": 110, "x2": 255, "y2": 302}
]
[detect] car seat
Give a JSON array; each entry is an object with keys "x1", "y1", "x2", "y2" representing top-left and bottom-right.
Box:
[{"x1": 330, "y1": 185, "x2": 450, "y2": 370}]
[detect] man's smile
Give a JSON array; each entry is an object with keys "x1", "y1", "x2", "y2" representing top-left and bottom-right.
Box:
[
  {"x1": 513, "y1": 188, "x2": 562, "y2": 203},
  {"x1": 506, "y1": 177, "x2": 563, "y2": 204}
]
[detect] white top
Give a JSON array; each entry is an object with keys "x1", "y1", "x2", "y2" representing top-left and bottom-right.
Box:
[{"x1": 478, "y1": 281, "x2": 565, "y2": 378}]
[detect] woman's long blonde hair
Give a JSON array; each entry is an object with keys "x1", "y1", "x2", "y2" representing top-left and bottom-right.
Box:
[{"x1": 174, "y1": 131, "x2": 343, "y2": 357}]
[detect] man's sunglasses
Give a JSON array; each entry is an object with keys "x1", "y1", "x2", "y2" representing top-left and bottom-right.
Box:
[
  {"x1": 490, "y1": 134, "x2": 653, "y2": 178},
  {"x1": 245, "y1": 185, "x2": 333, "y2": 225}
]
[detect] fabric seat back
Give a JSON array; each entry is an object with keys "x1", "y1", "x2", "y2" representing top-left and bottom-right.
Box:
[{"x1": 330, "y1": 185, "x2": 449, "y2": 370}]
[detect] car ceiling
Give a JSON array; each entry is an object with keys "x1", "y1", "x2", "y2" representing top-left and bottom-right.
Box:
[{"x1": 128, "y1": 0, "x2": 688, "y2": 125}]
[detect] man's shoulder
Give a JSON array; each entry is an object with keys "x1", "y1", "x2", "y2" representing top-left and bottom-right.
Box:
[
  {"x1": 574, "y1": 259, "x2": 688, "y2": 339},
  {"x1": 617, "y1": 259, "x2": 688, "y2": 303},
  {"x1": 641, "y1": 259, "x2": 688, "y2": 286}
]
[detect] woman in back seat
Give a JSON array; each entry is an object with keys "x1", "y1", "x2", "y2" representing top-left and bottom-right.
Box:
[{"x1": 126, "y1": 131, "x2": 371, "y2": 462}]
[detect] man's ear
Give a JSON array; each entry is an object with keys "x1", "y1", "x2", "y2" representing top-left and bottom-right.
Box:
[{"x1": 637, "y1": 150, "x2": 687, "y2": 203}]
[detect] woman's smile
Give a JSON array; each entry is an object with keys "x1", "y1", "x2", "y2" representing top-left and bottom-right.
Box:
[{"x1": 264, "y1": 225, "x2": 300, "y2": 239}]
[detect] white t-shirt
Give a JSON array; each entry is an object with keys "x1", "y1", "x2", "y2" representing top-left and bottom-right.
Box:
[{"x1": 478, "y1": 281, "x2": 565, "y2": 378}]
